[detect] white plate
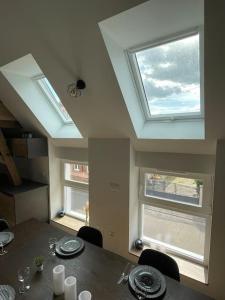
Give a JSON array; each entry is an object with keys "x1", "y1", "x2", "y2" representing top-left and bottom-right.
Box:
[
  {"x1": 60, "y1": 239, "x2": 81, "y2": 253},
  {"x1": 56, "y1": 237, "x2": 84, "y2": 257},
  {"x1": 0, "y1": 232, "x2": 14, "y2": 246},
  {"x1": 0, "y1": 285, "x2": 15, "y2": 300},
  {"x1": 129, "y1": 265, "x2": 166, "y2": 299}
]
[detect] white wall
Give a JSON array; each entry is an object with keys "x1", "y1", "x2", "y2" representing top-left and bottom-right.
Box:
[
  {"x1": 55, "y1": 147, "x2": 88, "y2": 162},
  {"x1": 207, "y1": 140, "x2": 225, "y2": 299},
  {"x1": 205, "y1": 0, "x2": 225, "y2": 139},
  {"x1": 136, "y1": 152, "x2": 215, "y2": 174},
  {"x1": 129, "y1": 143, "x2": 139, "y2": 250},
  {"x1": 48, "y1": 141, "x2": 62, "y2": 218},
  {"x1": 47, "y1": 137, "x2": 223, "y2": 298},
  {"x1": 88, "y1": 139, "x2": 130, "y2": 258}
]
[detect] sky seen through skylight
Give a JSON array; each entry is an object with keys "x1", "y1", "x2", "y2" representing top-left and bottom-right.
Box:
[{"x1": 135, "y1": 34, "x2": 201, "y2": 116}]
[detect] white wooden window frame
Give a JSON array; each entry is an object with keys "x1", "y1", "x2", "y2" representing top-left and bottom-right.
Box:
[
  {"x1": 139, "y1": 168, "x2": 213, "y2": 266},
  {"x1": 126, "y1": 27, "x2": 204, "y2": 122},
  {"x1": 62, "y1": 161, "x2": 89, "y2": 222},
  {"x1": 33, "y1": 74, "x2": 73, "y2": 124}
]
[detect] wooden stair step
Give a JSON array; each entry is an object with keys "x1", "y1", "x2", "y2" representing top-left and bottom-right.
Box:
[{"x1": 0, "y1": 129, "x2": 22, "y2": 186}]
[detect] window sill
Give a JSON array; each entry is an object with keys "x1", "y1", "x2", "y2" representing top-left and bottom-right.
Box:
[
  {"x1": 51, "y1": 215, "x2": 85, "y2": 234},
  {"x1": 129, "y1": 247, "x2": 208, "y2": 284}
]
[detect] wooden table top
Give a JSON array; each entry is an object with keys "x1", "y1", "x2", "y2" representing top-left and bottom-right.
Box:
[{"x1": 0, "y1": 219, "x2": 213, "y2": 300}]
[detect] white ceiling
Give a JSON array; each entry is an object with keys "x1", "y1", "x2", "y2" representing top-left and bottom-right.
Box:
[
  {"x1": 0, "y1": 0, "x2": 221, "y2": 154},
  {"x1": 99, "y1": 0, "x2": 204, "y2": 48}
]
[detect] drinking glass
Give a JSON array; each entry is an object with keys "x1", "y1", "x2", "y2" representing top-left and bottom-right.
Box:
[
  {"x1": 0, "y1": 241, "x2": 7, "y2": 256},
  {"x1": 49, "y1": 237, "x2": 57, "y2": 256},
  {"x1": 18, "y1": 267, "x2": 30, "y2": 294}
]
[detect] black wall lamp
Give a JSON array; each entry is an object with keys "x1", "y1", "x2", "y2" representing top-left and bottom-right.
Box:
[{"x1": 67, "y1": 79, "x2": 86, "y2": 97}]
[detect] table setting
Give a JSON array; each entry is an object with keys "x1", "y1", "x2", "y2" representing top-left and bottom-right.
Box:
[
  {"x1": 0, "y1": 229, "x2": 15, "y2": 299},
  {"x1": 0, "y1": 233, "x2": 91, "y2": 300},
  {"x1": 0, "y1": 219, "x2": 214, "y2": 300},
  {"x1": 55, "y1": 236, "x2": 85, "y2": 257},
  {"x1": 0, "y1": 231, "x2": 14, "y2": 256},
  {"x1": 117, "y1": 263, "x2": 166, "y2": 299}
]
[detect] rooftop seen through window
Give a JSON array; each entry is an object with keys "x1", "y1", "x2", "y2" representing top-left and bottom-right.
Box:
[{"x1": 130, "y1": 32, "x2": 201, "y2": 120}]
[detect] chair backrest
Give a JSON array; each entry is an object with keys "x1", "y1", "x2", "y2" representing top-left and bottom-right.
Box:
[
  {"x1": 77, "y1": 226, "x2": 103, "y2": 248},
  {"x1": 0, "y1": 219, "x2": 9, "y2": 232},
  {"x1": 138, "y1": 249, "x2": 180, "y2": 281}
]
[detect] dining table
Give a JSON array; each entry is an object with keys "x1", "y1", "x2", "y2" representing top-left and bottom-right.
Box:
[{"x1": 0, "y1": 219, "x2": 213, "y2": 300}]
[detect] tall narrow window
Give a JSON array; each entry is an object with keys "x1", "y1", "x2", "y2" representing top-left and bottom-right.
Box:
[
  {"x1": 139, "y1": 169, "x2": 212, "y2": 265},
  {"x1": 63, "y1": 162, "x2": 89, "y2": 223},
  {"x1": 128, "y1": 32, "x2": 202, "y2": 120}
]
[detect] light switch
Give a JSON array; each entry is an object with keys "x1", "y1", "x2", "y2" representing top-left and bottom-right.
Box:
[{"x1": 109, "y1": 182, "x2": 120, "y2": 192}]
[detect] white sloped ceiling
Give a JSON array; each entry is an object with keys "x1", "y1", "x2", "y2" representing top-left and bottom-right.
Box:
[{"x1": 0, "y1": 0, "x2": 219, "y2": 154}]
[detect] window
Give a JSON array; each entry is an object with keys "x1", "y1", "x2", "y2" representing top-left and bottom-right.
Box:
[
  {"x1": 65, "y1": 163, "x2": 89, "y2": 184},
  {"x1": 35, "y1": 75, "x2": 73, "y2": 124},
  {"x1": 144, "y1": 173, "x2": 203, "y2": 207},
  {"x1": 128, "y1": 31, "x2": 203, "y2": 120},
  {"x1": 73, "y1": 164, "x2": 80, "y2": 171},
  {"x1": 63, "y1": 162, "x2": 89, "y2": 223},
  {"x1": 139, "y1": 169, "x2": 212, "y2": 265}
]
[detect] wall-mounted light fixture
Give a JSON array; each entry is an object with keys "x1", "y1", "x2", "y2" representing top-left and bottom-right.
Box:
[{"x1": 67, "y1": 79, "x2": 86, "y2": 97}]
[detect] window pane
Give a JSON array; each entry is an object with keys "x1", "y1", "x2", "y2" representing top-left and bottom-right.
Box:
[
  {"x1": 135, "y1": 34, "x2": 200, "y2": 116},
  {"x1": 65, "y1": 163, "x2": 89, "y2": 184},
  {"x1": 143, "y1": 205, "x2": 206, "y2": 259},
  {"x1": 37, "y1": 77, "x2": 73, "y2": 123},
  {"x1": 145, "y1": 173, "x2": 203, "y2": 207},
  {"x1": 64, "y1": 186, "x2": 89, "y2": 220}
]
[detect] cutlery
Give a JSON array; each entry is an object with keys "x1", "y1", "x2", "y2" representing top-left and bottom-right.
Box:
[
  {"x1": 117, "y1": 262, "x2": 131, "y2": 285},
  {"x1": 137, "y1": 295, "x2": 145, "y2": 300},
  {"x1": 123, "y1": 264, "x2": 135, "y2": 283}
]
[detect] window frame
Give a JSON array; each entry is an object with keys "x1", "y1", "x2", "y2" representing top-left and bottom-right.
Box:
[
  {"x1": 138, "y1": 168, "x2": 213, "y2": 266},
  {"x1": 33, "y1": 74, "x2": 73, "y2": 124},
  {"x1": 126, "y1": 27, "x2": 204, "y2": 121},
  {"x1": 62, "y1": 160, "x2": 89, "y2": 222}
]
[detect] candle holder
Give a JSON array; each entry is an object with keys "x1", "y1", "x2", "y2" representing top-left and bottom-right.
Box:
[
  {"x1": 53, "y1": 265, "x2": 65, "y2": 295},
  {"x1": 65, "y1": 276, "x2": 77, "y2": 300}
]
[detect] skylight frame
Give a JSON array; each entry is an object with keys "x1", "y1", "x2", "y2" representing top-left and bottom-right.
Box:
[
  {"x1": 34, "y1": 74, "x2": 73, "y2": 124},
  {"x1": 126, "y1": 28, "x2": 204, "y2": 122}
]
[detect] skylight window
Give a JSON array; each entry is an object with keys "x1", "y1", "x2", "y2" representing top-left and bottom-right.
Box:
[
  {"x1": 36, "y1": 76, "x2": 73, "y2": 124},
  {"x1": 129, "y1": 32, "x2": 202, "y2": 120}
]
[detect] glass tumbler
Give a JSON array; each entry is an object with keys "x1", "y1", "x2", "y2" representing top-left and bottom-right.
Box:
[
  {"x1": 49, "y1": 237, "x2": 57, "y2": 256},
  {"x1": 0, "y1": 241, "x2": 7, "y2": 256},
  {"x1": 18, "y1": 267, "x2": 30, "y2": 294}
]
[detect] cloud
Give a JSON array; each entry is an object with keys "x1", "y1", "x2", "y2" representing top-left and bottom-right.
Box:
[
  {"x1": 136, "y1": 34, "x2": 200, "y2": 84},
  {"x1": 143, "y1": 78, "x2": 183, "y2": 99},
  {"x1": 135, "y1": 34, "x2": 201, "y2": 115}
]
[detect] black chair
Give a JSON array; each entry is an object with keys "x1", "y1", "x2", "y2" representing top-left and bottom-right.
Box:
[
  {"x1": 77, "y1": 226, "x2": 103, "y2": 248},
  {"x1": 138, "y1": 249, "x2": 180, "y2": 281},
  {"x1": 0, "y1": 219, "x2": 9, "y2": 232}
]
